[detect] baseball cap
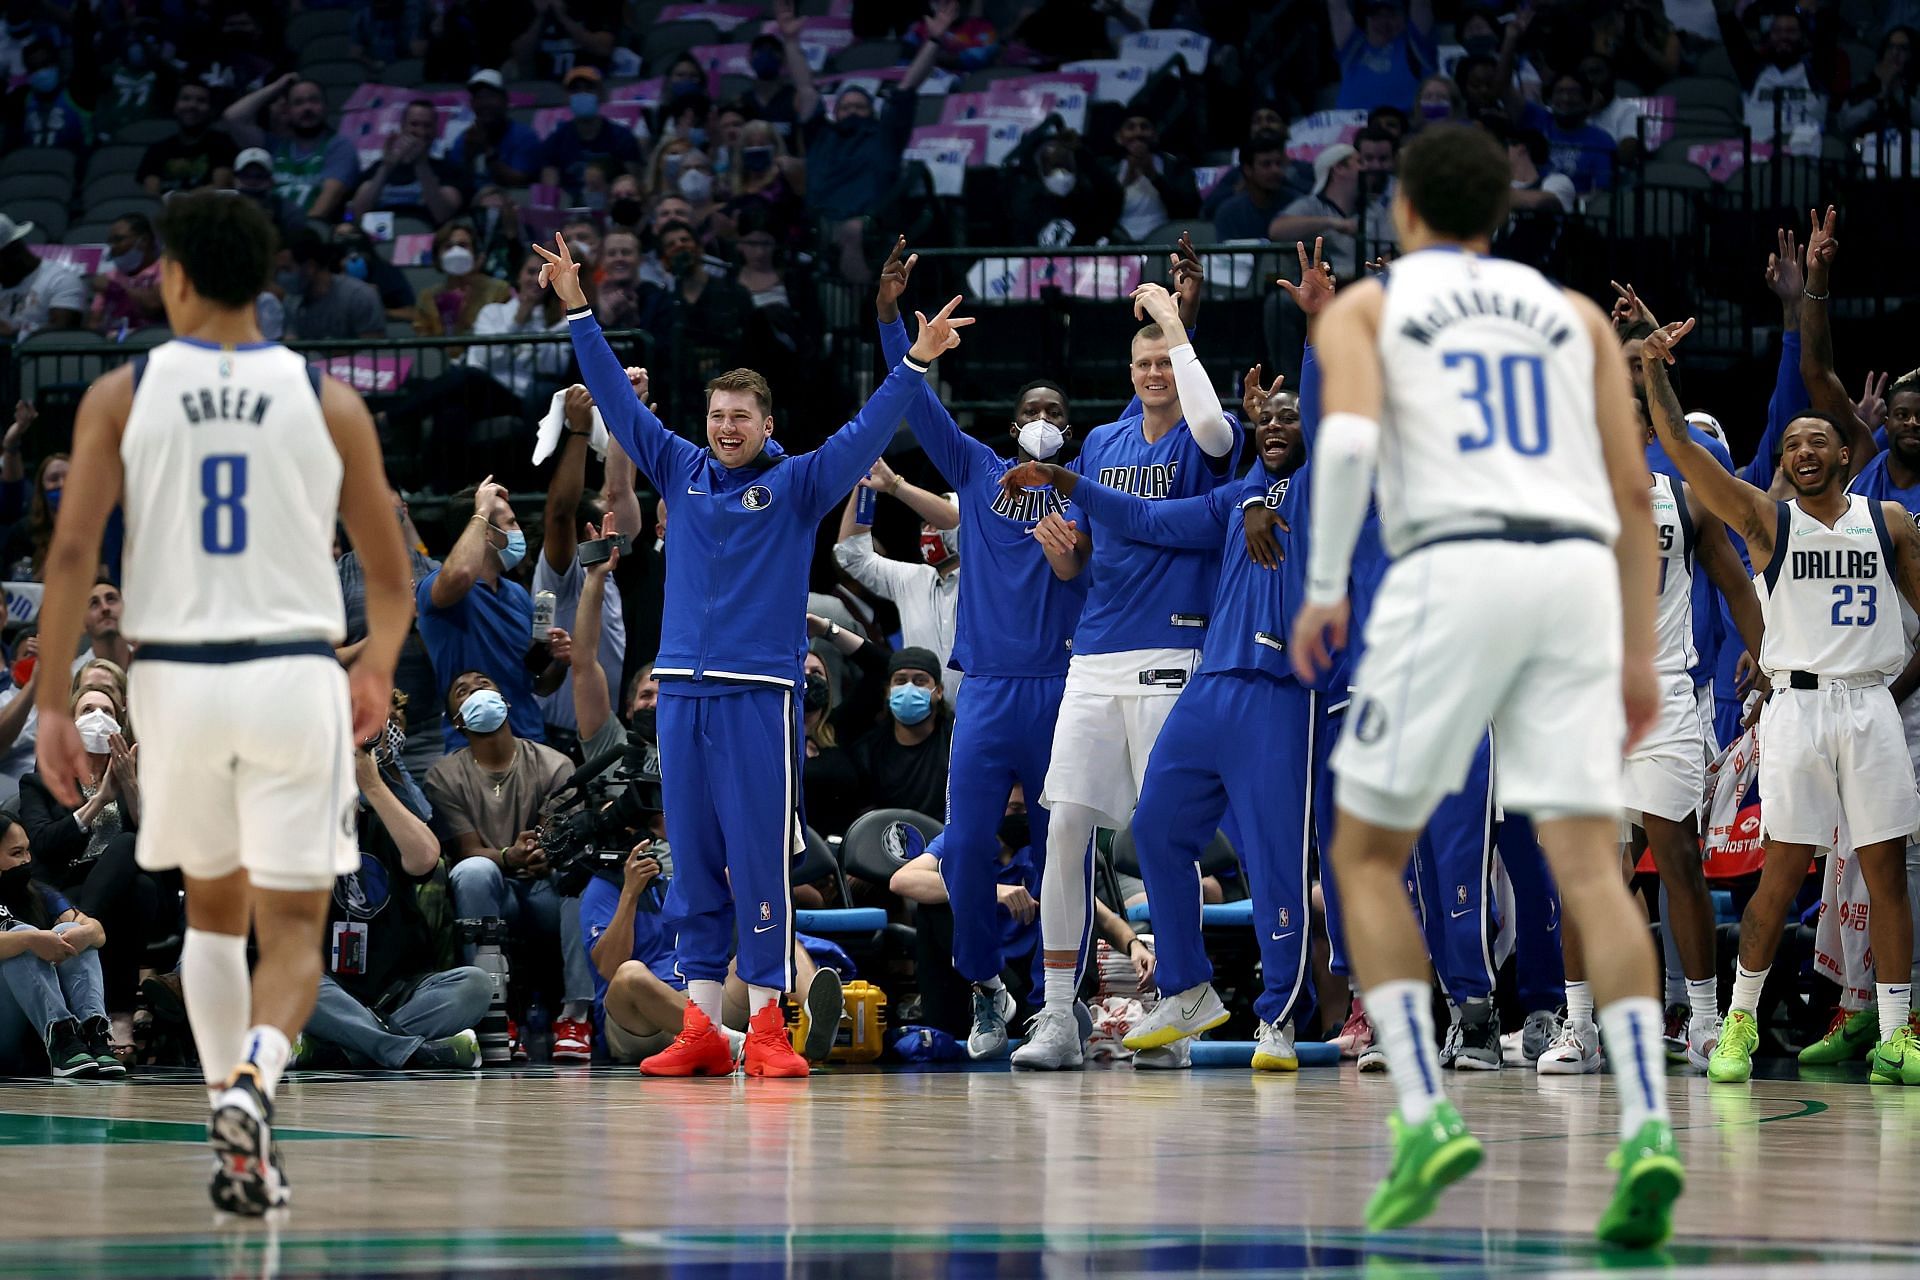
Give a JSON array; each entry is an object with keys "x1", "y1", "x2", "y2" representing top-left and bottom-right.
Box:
[
  {"x1": 1314, "y1": 143, "x2": 1357, "y2": 195},
  {"x1": 234, "y1": 147, "x2": 273, "y2": 174},
  {"x1": 887, "y1": 646, "x2": 944, "y2": 685},
  {"x1": 0, "y1": 215, "x2": 32, "y2": 248},
  {"x1": 563, "y1": 65, "x2": 603, "y2": 89},
  {"x1": 1685, "y1": 410, "x2": 1725, "y2": 442},
  {"x1": 467, "y1": 69, "x2": 506, "y2": 92}
]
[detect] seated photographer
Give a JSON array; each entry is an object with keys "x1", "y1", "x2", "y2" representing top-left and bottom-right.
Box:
[
  {"x1": 424, "y1": 670, "x2": 596, "y2": 1061},
  {"x1": 300, "y1": 726, "x2": 491, "y2": 1072},
  {"x1": 0, "y1": 812, "x2": 122, "y2": 1078},
  {"x1": 850, "y1": 647, "x2": 952, "y2": 821}
]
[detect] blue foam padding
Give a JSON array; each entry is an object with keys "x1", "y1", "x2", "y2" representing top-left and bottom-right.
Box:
[
  {"x1": 794, "y1": 907, "x2": 888, "y2": 932},
  {"x1": 1710, "y1": 889, "x2": 1735, "y2": 923},
  {"x1": 1190, "y1": 1039, "x2": 1340, "y2": 1067},
  {"x1": 1125, "y1": 902, "x2": 1151, "y2": 923},
  {"x1": 1201, "y1": 900, "x2": 1254, "y2": 927}
]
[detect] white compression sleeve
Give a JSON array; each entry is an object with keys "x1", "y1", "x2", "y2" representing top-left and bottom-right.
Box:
[
  {"x1": 1169, "y1": 343, "x2": 1235, "y2": 458},
  {"x1": 1306, "y1": 411, "x2": 1380, "y2": 604}
]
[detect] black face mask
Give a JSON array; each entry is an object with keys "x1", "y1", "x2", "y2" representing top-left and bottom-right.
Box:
[
  {"x1": 629, "y1": 706, "x2": 657, "y2": 744},
  {"x1": 609, "y1": 197, "x2": 643, "y2": 227},
  {"x1": 997, "y1": 813, "x2": 1031, "y2": 851},
  {"x1": 0, "y1": 863, "x2": 32, "y2": 897},
  {"x1": 804, "y1": 673, "x2": 830, "y2": 713}
]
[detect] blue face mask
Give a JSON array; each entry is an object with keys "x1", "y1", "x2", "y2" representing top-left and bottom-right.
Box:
[
  {"x1": 43, "y1": 488, "x2": 61, "y2": 513},
  {"x1": 28, "y1": 68, "x2": 59, "y2": 95},
  {"x1": 343, "y1": 254, "x2": 369, "y2": 280},
  {"x1": 888, "y1": 684, "x2": 934, "y2": 726},
  {"x1": 569, "y1": 91, "x2": 600, "y2": 120},
  {"x1": 458, "y1": 689, "x2": 509, "y2": 735},
  {"x1": 498, "y1": 528, "x2": 526, "y2": 571}
]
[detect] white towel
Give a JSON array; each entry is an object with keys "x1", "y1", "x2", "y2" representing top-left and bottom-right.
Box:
[{"x1": 531, "y1": 387, "x2": 610, "y2": 465}]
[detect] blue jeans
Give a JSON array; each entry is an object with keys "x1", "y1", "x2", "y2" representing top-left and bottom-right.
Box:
[
  {"x1": 448, "y1": 857, "x2": 592, "y2": 1004},
  {"x1": 0, "y1": 922, "x2": 106, "y2": 1074},
  {"x1": 305, "y1": 968, "x2": 493, "y2": 1068}
]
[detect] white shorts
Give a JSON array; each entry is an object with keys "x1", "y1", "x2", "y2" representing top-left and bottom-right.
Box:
[
  {"x1": 130, "y1": 652, "x2": 357, "y2": 892},
  {"x1": 1757, "y1": 682, "x2": 1920, "y2": 848},
  {"x1": 1622, "y1": 673, "x2": 1706, "y2": 825},
  {"x1": 1039, "y1": 648, "x2": 1197, "y2": 823},
  {"x1": 1334, "y1": 540, "x2": 1625, "y2": 829}
]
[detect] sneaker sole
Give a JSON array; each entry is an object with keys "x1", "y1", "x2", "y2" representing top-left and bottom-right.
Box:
[
  {"x1": 1123, "y1": 1007, "x2": 1229, "y2": 1053},
  {"x1": 1537, "y1": 1055, "x2": 1601, "y2": 1076},
  {"x1": 1367, "y1": 1134, "x2": 1484, "y2": 1230},
  {"x1": 49, "y1": 1060, "x2": 97, "y2": 1078},
  {"x1": 1450, "y1": 1052, "x2": 1502, "y2": 1071},
  {"x1": 803, "y1": 972, "x2": 845, "y2": 1063},
  {"x1": 208, "y1": 1104, "x2": 281, "y2": 1216},
  {"x1": 744, "y1": 1061, "x2": 810, "y2": 1078},
  {"x1": 1011, "y1": 1053, "x2": 1084, "y2": 1071},
  {"x1": 1596, "y1": 1155, "x2": 1684, "y2": 1249},
  {"x1": 1706, "y1": 1057, "x2": 1752, "y2": 1084},
  {"x1": 1357, "y1": 1054, "x2": 1389, "y2": 1073},
  {"x1": 967, "y1": 1035, "x2": 1010, "y2": 1062},
  {"x1": 1251, "y1": 1051, "x2": 1299, "y2": 1072}
]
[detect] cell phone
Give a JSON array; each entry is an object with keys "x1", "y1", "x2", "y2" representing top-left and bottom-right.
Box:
[{"x1": 578, "y1": 533, "x2": 632, "y2": 566}]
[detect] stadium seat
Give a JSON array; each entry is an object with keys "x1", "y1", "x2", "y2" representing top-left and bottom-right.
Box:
[
  {"x1": 959, "y1": 67, "x2": 1039, "y2": 91},
  {"x1": 302, "y1": 60, "x2": 367, "y2": 88},
  {"x1": 83, "y1": 196, "x2": 161, "y2": 226},
  {"x1": 833, "y1": 41, "x2": 906, "y2": 73},
  {"x1": 82, "y1": 173, "x2": 150, "y2": 208},
  {"x1": 15, "y1": 329, "x2": 111, "y2": 402},
  {"x1": 7, "y1": 198, "x2": 68, "y2": 240},
  {"x1": 109, "y1": 118, "x2": 178, "y2": 147},
  {"x1": 1109, "y1": 824, "x2": 1239, "y2": 881},
  {"x1": 1641, "y1": 161, "x2": 1714, "y2": 191},
  {"x1": 384, "y1": 59, "x2": 426, "y2": 85},
  {"x1": 83, "y1": 145, "x2": 148, "y2": 186},
  {"x1": 392, "y1": 215, "x2": 437, "y2": 240},
  {"x1": 642, "y1": 21, "x2": 722, "y2": 73},
  {"x1": 1691, "y1": 44, "x2": 1736, "y2": 82},
  {"x1": 0, "y1": 147, "x2": 76, "y2": 179},
  {"x1": 839, "y1": 808, "x2": 943, "y2": 887},
  {"x1": 286, "y1": 8, "x2": 353, "y2": 48},
  {"x1": 298, "y1": 34, "x2": 358, "y2": 67},
  {"x1": 0, "y1": 173, "x2": 74, "y2": 205},
  {"x1": 509, "y1": 79, "x2": 566, "y2": 107},
  {"x1": 1662, "y1": 76, "x2": 1743, "y2": 120},
  {"x1": 62, "y1": 222, "x2": 114, "y2": 246}
]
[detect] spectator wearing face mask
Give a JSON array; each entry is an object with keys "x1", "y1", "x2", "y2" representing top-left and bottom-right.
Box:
[
  {"x1": 720, "y1": 121, "x2": 806, "y2": 253},
  {"x1": 88, "y1": 215, "x2": 164, "y2": 337},
  {"x1": 1110, "y1": 115, "x2": 1199, "y2": 243},
  {"x1": 94, "y1": 26, "x2": 164, "y2": 141},
  {"x1": 539, "y1": 65, "x2": 643, "y2": 200},
  {"x1": 2, "y1": 451, "x2": 65, "y2": 582},
  {"x1": 644, "y1": 220, "x2": 758, "y2": 424},
  {"x1": 137, "y1": 82, "x2": 238, "y2": 196},
  {"x1": 230, "y1": 148, "x2": 310, "y2": 243},
  {"x1": 1009, "y1": 135, "x2": 1123, "y2": 248},
  {"x1": 3, "y1": 42, "x2": 90, "y2": 150},
  {"x1": 332, "y1": 223, "x2": 418, "y2": 320},
  {"x1": 851, "y1": 647, "x2": 953, "y2": 820},
  {"x1": 450, "y1": 70, "x2": 544, "y2": 188},
  {"x1": 414, "y1": 221, "x2": 512, "y2": 339},
  {"x1": 671, "y1": 150, "x2": 722, "y2": 238},
  {"x1": 833, "y1": 456, "x2": 962, "y2": 700},
  {"x1": 0, "y1": 813, "x2": 121, "y2": 1079},
  {"x1": 652, "y1": 54, "x2": 712, "y2": 149},
  {"x1": 278, "y1": 228, "x2": 386, "y2": 341},
  {"x1": 471, "y1": 184, "x2": 530, "y2": 280},
  {"x1": 803, "y1": 617, "x2": 893, "y2": 839},
  {"x1": 352, "y1": 99, "x2": 472, "y2": 226},
  {"x1": 742, "y1": 34, "x2": 801, "y2": 137},
  {"x1": 606, "y1": 173, "x2": 647, "y2": 233},
  {"x1": 222, "y1": 73, "x2": 363, "y2": 221}
]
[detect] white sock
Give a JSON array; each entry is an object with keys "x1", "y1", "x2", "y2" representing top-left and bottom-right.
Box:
[
  {"x1": 723, "y1": 1026, "x2": 746, "y2": 1058},
  {"x1": 181, "y1": 928, "x2": 251, "y2": 1091},
  {"x1": 687, "y1": 979, "x2": 723, "y2": 1025},
  {"x1": 1043, "y1": 961, "x2": 1076, "y2": 1011},
  {"x1": 1729, "y1": 962, "x2": 1768, "y2": 1016},
  {"x1": 1365, "y1": 979, "x2": 1445, "y2": 1125},
  {"x1": 1686, "y1": 977, "x2": 1718, "y2": 1024},
  {"x1": 980, "y1": 975, "x2": 1005, "y2": 993},
  {"x1": 1565, "y1": 980, "x2": 1594, "y2": 1027},
  {"x1": 1876, "y1": 982, "x2": 1912, "y2": 1039},
  {"x1": 241, "y1": 1025, "x2": 291, "y2": 1100},
  {"x1": 1664, "y1": 970, "x2": 1686, "y2": 1007},
  {"x1": 1596, "y1": 997, "x2": 1669, "y2": 1140},
  {"x1": 748, "y1": 984, "x2": 780, "y2": 1018},
  {"x1": 559, "y1": 1000, "x2": 590, "y2": 1023}
]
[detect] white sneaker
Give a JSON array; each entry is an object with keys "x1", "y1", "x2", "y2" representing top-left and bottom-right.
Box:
[
  {"x1": 1686, "y1": 1013, "x2": 1722, "y2": 1071},
  {"x1": 1437, "y1": 1002, "x2": 1462, "y2": 1067},
  {"x1": 967, "y1": 984, "x2": 1017, "y2": 1061},
  {"x1": 1011, "y1": 1007, "x2": 1084, "y2": 1071},
  {"x1": 1132, "y1": 1039, "x2": 1192, "y2": 1070},
  {"x1": 1536, "y1": 1018, "x2": 1602, "y2": 1075},
  {"x1": 1357, "y1": 1042, "x2": 1389, "y2": 1072},
  {"x1": 1121, "y1": 982, "x2": 1227, "y2": 1052},
  {"x1": 208, "y1": 1069, "x2": 290, "y2": 1215},
  {"x1": 1252, "y1": 1019, "x2": 1298, "y2": 1071}
]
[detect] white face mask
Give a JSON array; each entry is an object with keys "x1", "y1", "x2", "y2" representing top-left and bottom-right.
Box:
[
  {"x1": 1041, "y1": 168, "x2": 1076, "y2": 197},
  {"x1": 440, "y1": 245, "x2": 475, "y2": 275},
  {"x1": 76, "y1": 708, "x2": 121, "y2": 755},
  {"x1": 1017, "y1": 419, "x2": 1065, "y2": 460},
  {"x1": 678, "y1": 169, "x2": 713, "y2": 203}
]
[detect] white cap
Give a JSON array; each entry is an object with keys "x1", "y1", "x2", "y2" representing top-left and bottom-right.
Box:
[
  {"x1": 1314, "y1": 143, "x2": 1356, "y2": 195},
  {"x1": 468, "y1": 69, "x2": 505, "y2": 91},
  {"x1": 234, "y1": 147, "x2": 273, "y2": 174},
  {"x1": 1685, "y1": 410, "x2": 1724, "y2": 442},
  {"x1": 0, "y1": 215, "x2": 32, "y2": 247}
]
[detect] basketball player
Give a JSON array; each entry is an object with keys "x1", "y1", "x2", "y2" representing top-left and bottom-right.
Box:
[
  {"x1": 537, "y1": 233, "x2": 965, "y2": 1078},
  {"x1": 872, "y1": 239, "x2": 1088, "y2": 1059},
  {"x1": 1641, "y1": 314, "x2": 1920, "y2": 1088},
  {"x1": 1290, "y1": 125, "x2": 1681, "y2": 1245},
  {"x1": 1012, "y1": 281, "x2": 1242, "y2": 1070},
  {"x1": 36, "y1": 192, "x2": 412, "y2": 1214}
]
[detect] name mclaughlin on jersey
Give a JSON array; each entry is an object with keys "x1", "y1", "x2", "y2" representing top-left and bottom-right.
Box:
[{"x1": 1395, "y1": 289, "x2": 1575, "y2": 348}]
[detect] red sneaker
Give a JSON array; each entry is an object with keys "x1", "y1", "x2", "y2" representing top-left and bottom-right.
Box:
[
  {"x1": 743, "y1": 1002, "x2": 810, "y2": 1078},
  {"x1": 552, "y1": 1017, "x2": 592, "y2": 1062},
  {"x1": 507, "y1": 1017, "x2": 529, "y2": 1064},
  {"x1": 640, "y1": 1004, "x2": 736, "y2": 1077},
  {"x1": 1334, "y1": 997, "x2": 1373, "y2": 1059}
]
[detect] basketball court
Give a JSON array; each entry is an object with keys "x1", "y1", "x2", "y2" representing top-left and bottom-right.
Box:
[{"x1": 1, "y1": 1061, "x2": 1913, "y2": 1278}]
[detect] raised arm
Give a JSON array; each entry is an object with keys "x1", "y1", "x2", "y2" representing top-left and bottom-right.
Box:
[
  {"x1": 430, "y1": 478, "x2": 504, "y2": 608},
  {"x1": 1325, "y1": 0, "x2": 1354, "y2": 50},
  {"x1": 1743, "y1": 227, "x2": 1810, "y2": 485},
  {"x1": 1799, "y1": 206, "x2": 1878, "y2": 479},
  {"x1": 541, "y1": 385, "x2": 595, "y2": 573},
  {"x1": 774, "y1": 0, "x2": 820, "y2": 123},
  {"x1": 1000, "y1": 460, "x2": 1226, "y2": 550},
  {"x1": 1133, "y1": 282, "x2": 1234, "y2": 460},
  {"x1": 571, "y1": 516, "x2": 619, "y2": 742},
  {"x1": 899, "y1": 0, "x2": 958, "y2": 93},
  {"x1": 1689, "y1": 491, "x2": 1764, "y2": 658},
  {"x1": 1641, "y1": 320, "x2": 1779, "y2": 566},
  {"x1": 875, "y1": 237, "x2": 988, "y2": 491},
  {"x1": 865, "y1": 455, "x2": 959, "y2": 530},
  {"x1": 222, "y1": 71, "x2": 296, "y2": 143}
]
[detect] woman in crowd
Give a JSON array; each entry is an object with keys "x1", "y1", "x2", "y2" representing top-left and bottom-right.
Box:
[
  {"x1": 801, "y1": 614, "x2": 893, "y2": 841},
  {"x1": 1, "y1": 453, "x2": 67, "y2": 581},
  {"x1": 90, "y1": 214, "x2": 165, "y2": 335},
  {"x1": 0, "y1": 812, "x2": 121, "y2": 1078},
  {"x1": 719, "y1": 120, "x2": 807, "y2": 252},
  {"x1": 413, "y1": 220, "x2": 511, "y2": 338}
]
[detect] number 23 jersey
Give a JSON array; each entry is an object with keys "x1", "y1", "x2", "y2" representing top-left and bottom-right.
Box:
[
  {"x1": 119, "y1": 339, "x2": 346, "y2": 645},
  {"x1": 1373, "y1": 248, "x2": 1617, "y2": 556}
]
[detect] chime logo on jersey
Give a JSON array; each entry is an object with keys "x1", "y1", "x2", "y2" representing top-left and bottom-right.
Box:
[{"x1": 742, "y1": 486, "x2": 773, "y2": 511}]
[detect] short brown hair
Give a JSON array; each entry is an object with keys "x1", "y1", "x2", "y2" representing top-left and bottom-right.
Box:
[
  {"x1": 1397, "y1": 123, "x2": 1511, "y2": 241},
  {"x1": 1132, "y1": 322, "x2": 1167, "y2": 351},
  {"x1": 706, "y1": 368, "x2": 772, "y2": 416}
]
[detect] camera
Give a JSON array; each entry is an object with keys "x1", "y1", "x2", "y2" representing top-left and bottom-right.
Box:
[
  {"x1": 538, "y1": 723, "x2": 665, "y2": 898},
  {"x1": 578, "y1": 532, "x2": 632, "y2": 567}
]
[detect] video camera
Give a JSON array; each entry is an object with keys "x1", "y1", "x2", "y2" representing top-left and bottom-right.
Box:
[{"x1": 538, "y1": 715, "x2": 666, "y2": 900}]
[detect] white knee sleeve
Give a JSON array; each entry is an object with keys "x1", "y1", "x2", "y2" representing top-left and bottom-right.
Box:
[
  {"x1": 181, "y1": 927, "x2": 251, "y2": 1090},
  {"x1": 1040, "y1": 802, "x2": 1098, "y2": 955}
]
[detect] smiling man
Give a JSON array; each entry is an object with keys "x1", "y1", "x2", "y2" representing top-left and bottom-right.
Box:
[{"x1": 538, "y1": 232, "x2": 968, "y2": 1078}]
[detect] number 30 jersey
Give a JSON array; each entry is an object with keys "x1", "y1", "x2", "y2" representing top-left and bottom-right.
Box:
[
  {"x1": 119, "y1": 339, "x2": 346, "y2": 645},
  {"x1": 1757, "y1": 495, "x2": 1904, "y2": 679},
  {"x1": 1373, "y1": 248, "x2": 1617, "y2": 557}
]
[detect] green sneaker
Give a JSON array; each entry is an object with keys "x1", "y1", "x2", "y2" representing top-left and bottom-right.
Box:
[
  {"x1": 1706, "y1": 1010, "x2": 1758, "y2": 1083},
  {"x1": 288, "y1": 1033, "x2": 313, "y2": 1070},
  {"x1": 1869, "y1": 1025, "x2": 1920, "y2": 1086},
  {"x1": 1800, "y1": 1007, "x2": 1877, "y2": 1065},
  {"x1": 1364, "y1": 1100, "x2": 1483, "y2": 1231},
  {"x1": 440, "y1": 1029, "x2": 481, "y2": 1071},
  {"x1": 1596, "y1": 1118, "x2": 1685, "y2": 1248}
]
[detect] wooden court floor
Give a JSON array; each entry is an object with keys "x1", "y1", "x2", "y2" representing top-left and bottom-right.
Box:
[{"x1": 0, "y1": 1061, "x2": 1915, "y2": 1279}]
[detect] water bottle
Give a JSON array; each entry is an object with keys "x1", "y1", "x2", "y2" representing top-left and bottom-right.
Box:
[
  {"x1": 532, "y1": 590, "x2": 556, "y2": 642},
  {"x1": 854, "y1": 484, "x2": 877, "y2": 527}
]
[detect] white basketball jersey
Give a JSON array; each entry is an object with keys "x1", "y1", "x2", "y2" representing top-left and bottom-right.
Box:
[
  {"x1": 1650, "y1": 472, "x2": 1697, "y2": 675},
  {"x1": 119, "y1": 340, "x2": 345, "y2": 645},
  {"x1": 1373, "y1": 249, "x2": 1618, "y2": 557},
  {"x1": 1758, "y1": 495, "x2": 1903, "y2": 679}
]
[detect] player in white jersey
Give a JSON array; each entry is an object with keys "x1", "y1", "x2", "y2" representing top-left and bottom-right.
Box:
[
  {"x1": 1545, "y1": 467, "x2": 1765, "y2": 1075},
  {"x1": 1288, "y1": 125, "x2": 1681, "y2": 1247},
  {"x1": 1640, "y1": 315, "x2": 1920, "y2": 1088},
  {"x1": 35, "y1": 193, "x2": 412, "y2": 1214}
]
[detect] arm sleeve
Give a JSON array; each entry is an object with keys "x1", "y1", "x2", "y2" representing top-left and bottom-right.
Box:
[
  {"x1": 1306, "y1": 413, "x2": 1381, "y2": 605},
  {"x1": 566, "y1": 306, "x2": 698, "y2": 488},
  {"x1": 1740, "y1": 330, "x2": 1809, "y2": 484},
  {"x1": 1066, "y1": 476, "x2": 1227, "y2": 549},
  {"x1": 1298, "y1": 341, "x2": 1322, "y2": 455},
  {"x1": 794, "y1": 359, "x2": 931, "y2": 517},
  {"x1": 832, "y1": 531, "x2": 922, "y2": 601},
  {"x1": 1170, "y1": 343, "x2": 1235, "y2": 460},
  {"x1": 879, "y1": 315, "x2": 982, "y2": 487}
]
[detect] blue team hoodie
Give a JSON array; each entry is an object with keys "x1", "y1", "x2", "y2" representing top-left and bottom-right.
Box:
[{"x1": 568, "y1": 306, "x2": 928, "y2": 691}]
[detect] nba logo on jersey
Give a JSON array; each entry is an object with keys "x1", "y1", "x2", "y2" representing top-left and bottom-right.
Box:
[
  {"x1": 1277, "y1": 908, "x2": 1291, "y2": 930},
  {"x1": 1456, "y1": 884, "x2": 1468, "y2": 906},
  {"x1": 759, "y1": 901, "x2": 772, "y2": 922}
]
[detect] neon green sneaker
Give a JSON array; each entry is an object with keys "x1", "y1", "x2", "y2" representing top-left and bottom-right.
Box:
[
  {"x1": 1799, "y1": 1007, "x2": 1877, "y2": 1065},
  {"x1": 1869, "y1": 1025, "x2": 1920, "y2": 1085},
  {"x1": 1364, "y1": 1100, "x2": 1483, "y2": 1231},
  {"x1": 1706, "y1": 1009, "x2": 1758, "y2": 1083},
  {"x1": 1596, "y1": 1118, "x2": 1685, "y2": 1249}
]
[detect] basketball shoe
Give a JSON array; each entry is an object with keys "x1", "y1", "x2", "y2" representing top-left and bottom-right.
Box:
[
  {"x1": 1596, "y1": 1118, "x2": 1684, "y2": 1248},
  {"x1": 640, "y1": 1005, "x2": 736, "y2": 1077},
  {"x1": 1364, "y1": 1101, "x2": 1483, "y2": 1230},
  {"x1": 208, "y1": 1066, "x2": 290, "y2": 1216},
  {"x1": 744, "y1": 1002, "x2": 810, "y2": 1077},
  {"x1": 1799, "y1": 1006, "x2": 1876, "y2": 1065}
]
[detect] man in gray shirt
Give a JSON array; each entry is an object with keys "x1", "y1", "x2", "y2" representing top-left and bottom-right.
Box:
[{"x1": 279, "y1": 227, "x2": 384, "y2": 341}]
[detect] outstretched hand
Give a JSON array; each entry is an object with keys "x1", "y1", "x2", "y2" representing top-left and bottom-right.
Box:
[
  {"x1": 1806, "y1": 205, "x2": 1839, "y2": 275},
  {"x1": 1278, "y1": 238, "x2": 1336, "y2": 318},
  {"x1": 907, "y1": 295, "x2": 975, "y2": 363},
  {"x1": 532, "y1": 234, "x2": 588, "y2": 309},
  {"x1": 1639, "y1": 317, "x2": 1695, "y2": 365},
  {"x1": 1241, "y1": 365, "x2": 1284, "y2": 423},
  {"x1": 1288, "y1": 600, "x2": 1349, "y2": 684},
  {"x1": 1169, "y1": 231, "x2": 1203, "y2": 327},
  {"x1": 876, "y1": 235, "x2": 917, "y2": 322},
  {"x1": 1764, "y1": 226, "x2": 1804, "y2": 303},
  {"x1": 1609, "y1": 279, "x2": 1656, "y2": 332},
  {"x1": 1000, "y1": 460, "x2": 1068, "y2": 497},
  {"x1": 1855, "y1": 370, "x2": 1889, "y2": 431}
]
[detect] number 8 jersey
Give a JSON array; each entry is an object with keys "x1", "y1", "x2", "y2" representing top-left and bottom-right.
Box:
[
  {"x1": 1373, "y1": 248, "x2": 1618, "y2": 556},
  {"x1": 119, "y1": 339, "x2": 346, "y2": 645},
  {"x1": 1757, "y1": 495, "x2": 1904, "y2": 679}
]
